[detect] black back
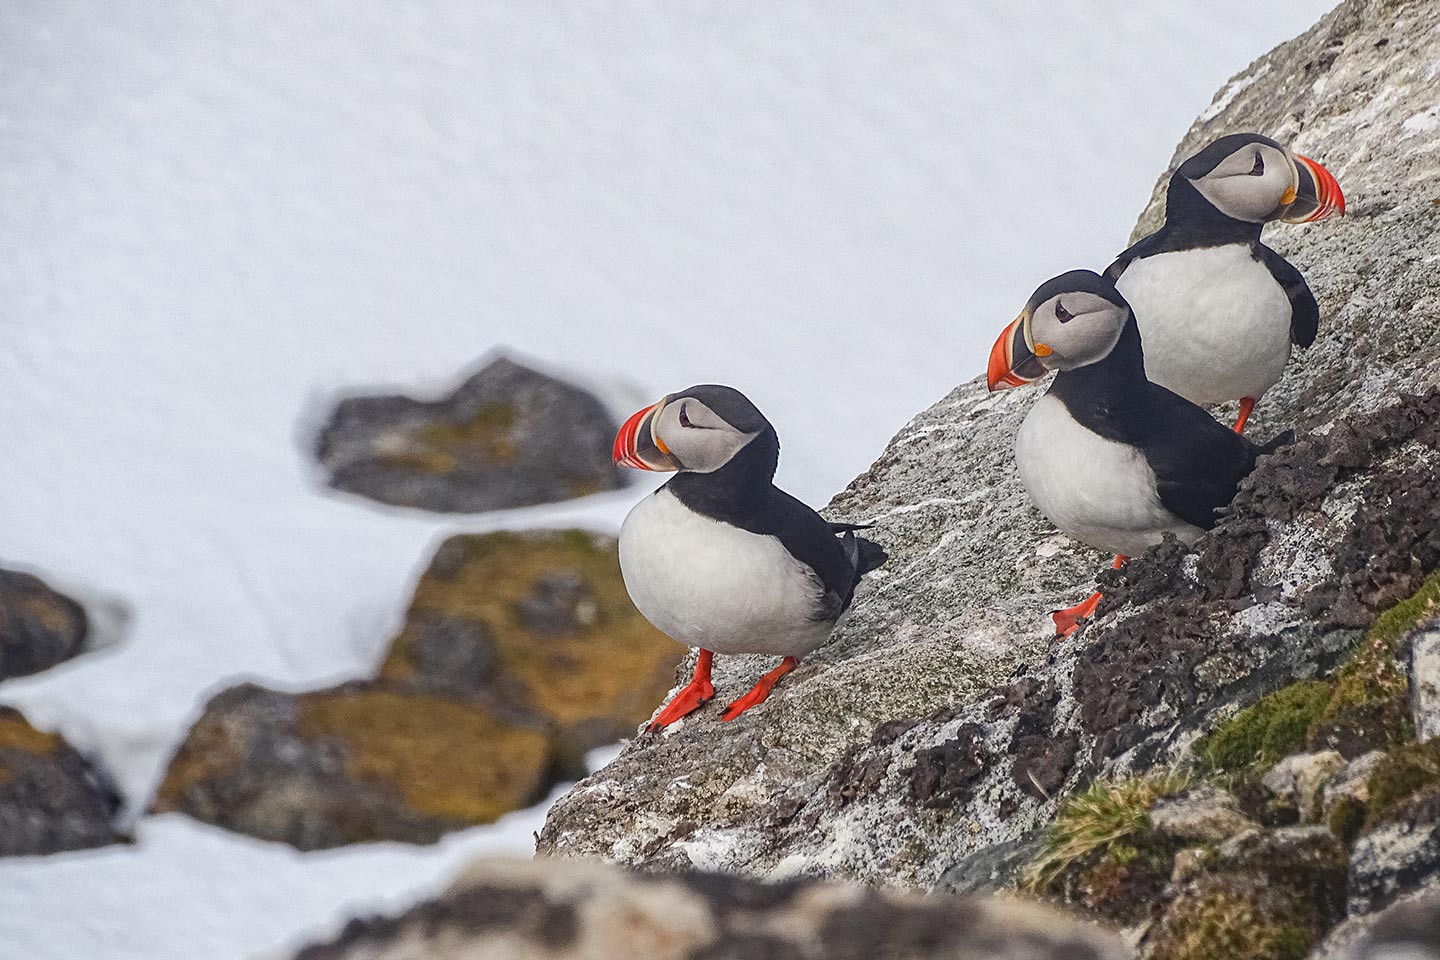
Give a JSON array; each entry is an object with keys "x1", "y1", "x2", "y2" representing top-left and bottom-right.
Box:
[
  {"x1": 1047, "y1": 315, "x2": 1261, "y2": 530},
  {"x1": 664, "y1": 416, "x2": 883, "y2": 622}
]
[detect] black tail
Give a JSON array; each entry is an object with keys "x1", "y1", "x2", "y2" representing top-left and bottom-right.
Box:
[
  {"x1": 1258, "y1": 428, "x2": 1296, "y2": 456},
  {"x1": 853, "y1": 535, "x2": 887, "y2": 577},
  {"x1": 828, "y1": 520, "x2": 875, "y2": 534}
]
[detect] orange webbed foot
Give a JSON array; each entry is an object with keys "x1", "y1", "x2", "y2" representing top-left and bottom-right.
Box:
[{"x1": 720, "y1": 656, "x2": 798, "y2": 722}]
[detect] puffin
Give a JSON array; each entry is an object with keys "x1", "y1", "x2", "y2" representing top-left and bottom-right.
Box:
[
  {"x1": 987, "y1": 270, "x2": 1278, "y2": 636},
  {"x1": 1107, "y1": 133, "x2": 1344, "y2": 433},
  {"x1": 612, "y1": 384, "x2": 886, "y2": 730}
]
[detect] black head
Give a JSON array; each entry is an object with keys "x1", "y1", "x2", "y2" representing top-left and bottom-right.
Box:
[
  {"x1": 989, "y1": 270, "x2": 1136, "y2": 389},
  {"x1": 1167, "y1": 132, "x2": 1345, "y2": 228},
  {"x1": 613, "y1": 384, "x2": 777, "y2": 476}
]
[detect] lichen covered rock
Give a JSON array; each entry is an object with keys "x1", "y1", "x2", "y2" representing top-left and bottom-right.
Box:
[
  {"x1": 314, "y1": 356, "x2": 623, "y2": 513},
  {"x1": 0, "y1": 706, "x2": 122, "y2": 855},
  {"x1": 379, "y1": 530, "x2": 678, "y2": 756},
  {"x1": 290, "y1": 856, "x2": 1136, "y2": 960},
  {"x1": 0, "y1": 567, "x2": 89, "y2": 680},
  {"x1": 151, "y1": 682, "x2": 555, "y2": 849}
]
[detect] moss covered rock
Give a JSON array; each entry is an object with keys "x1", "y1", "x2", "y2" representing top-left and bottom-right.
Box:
[
  {"x1": 152, "y1": 682, "x2": 556, "y2": 850},
  {"x1": 379, "y1": 530, "x2": 679, "y2": 754},
  {"x1": 0, "y1": 567, "x2": 88, "y2": 680},
  {"x1": 313, "y1": 356, "x2": 623, "y2": 513},
  {"x1": 0, "y1": 706, "x2": 122, "y2": 855},
  {"x1": 1202, "y1": 682, "x2": 1332, "y2": 774}
]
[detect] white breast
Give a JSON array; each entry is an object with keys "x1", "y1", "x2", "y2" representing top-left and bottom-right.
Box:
[
  {"x1": 1115, "y1": 244, "x2": 1293, "y2": 405},
  {"x1": 617, "y1": 488, "x2": 835, "y2": 658},
  {"x1": 1016, "y1": 394, "x2": 1204, "y2": 557}
]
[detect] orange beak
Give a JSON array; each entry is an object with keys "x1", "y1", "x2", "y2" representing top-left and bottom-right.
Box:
[
  {"x1": 1282, "y1": 153, "x2": 1345, "y2": 223},
  {"x1": 987, "y1": 313, "x2": 1047, "y2": 391},
  {"x1": 613, "y1": 400, "x2": 678, "y2": 471}
]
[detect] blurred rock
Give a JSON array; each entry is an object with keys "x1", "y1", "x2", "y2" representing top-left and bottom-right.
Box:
[
  {"x1": 1150, "y1": 786, "x2": 1256, "y2": 845},
  {"x1": 1264, "y1": 751, "x2": 1347, "y2": 824},
  {"x1": 314, "y1": 356, "x2": 623, "y2": 513},
  {"x1": 0, "y1": 567, "x2": 88, "y2": 680},
  {"x1": 1411, "y1": 620, "x2": 1440, "y2": 743},
  {"x1": 0, "y1": 706, "x2": 121, "y2": 856},
  {"x1": 154, "y1": 530, "x2": 680, "y2": 849},
  {"x1": 1316, "y1": 889, "x2": 1440, "y2": 960},
  {"x1": 291, "y1": 856, "x2": 1136, "y2": 960},
  {"x1": 379, "y1": 530, "x2": 678, "y2": 753},
  {"x1": 151, "y1": 682, "x2": 556, "y2": 850}
]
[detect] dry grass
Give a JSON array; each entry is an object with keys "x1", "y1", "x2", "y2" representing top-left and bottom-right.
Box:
[{"x1": 1022, "y1": 770, "x2": 1191, "y2": 892}]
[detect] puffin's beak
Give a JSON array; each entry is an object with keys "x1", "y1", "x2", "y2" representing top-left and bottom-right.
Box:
[
  {"x1": 613, "y1": 399, "x2": 680, "y2": 471},
  {"x1": 987, "y1": 312, "x2": 1047, "y2": 391},
  {"x1": 1281, "y1": 153, "x2": 1345, "y2": 223}
]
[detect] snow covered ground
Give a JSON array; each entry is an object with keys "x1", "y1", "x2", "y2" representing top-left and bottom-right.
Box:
[{"x1": 0, "y1": 2, "x2": 1334, "y2": 958}]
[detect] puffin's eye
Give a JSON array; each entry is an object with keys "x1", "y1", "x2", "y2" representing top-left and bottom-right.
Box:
[
  {"x1": 679, "y1": 404, "x2": 694, "y2": 428},
  {"x1": 1249, "y1": 152, "x2": 1265, "y2": 176},
  {"x1": 1055, "y1": 301, "x2": 1073, "y2": 323}
]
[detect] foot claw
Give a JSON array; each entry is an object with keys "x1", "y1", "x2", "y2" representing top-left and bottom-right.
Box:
[{"x1": 720, "y1": 657, "x2": 798, "y2": 723}]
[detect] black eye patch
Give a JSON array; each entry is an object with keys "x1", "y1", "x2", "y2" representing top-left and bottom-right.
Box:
[
  {"x1": 1055, "y1": 301, "x2": 1073, "y2": 323},
  {"x1": 1249, "y1": 152, "x2": 1265, "y2": 176}
]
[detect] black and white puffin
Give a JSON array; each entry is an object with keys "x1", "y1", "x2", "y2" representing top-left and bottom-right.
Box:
[
  {"x1": 1107, "y1": 133, "x2": 1344, "y2": 433},
  {"x1": 612, "y1": 385, "x2": 886, "y2": 731},
  {"x1": 988, "y1": 270, "x2": 1276, "y2": 636}
]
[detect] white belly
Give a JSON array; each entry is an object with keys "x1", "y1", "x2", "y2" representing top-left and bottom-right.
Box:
[
  {"x1": 1116, "y1": 244, "x2": 1293, "y2": 405},
  {"x1": 1016, "y1": 394, "x2": 1204, "y2": 557},
  {"x1": 617, "y1": 488, "x2": 835, "y2": 658}
]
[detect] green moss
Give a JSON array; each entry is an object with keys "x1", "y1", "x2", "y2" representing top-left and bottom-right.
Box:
[
  {"x1": 297, "y1": 687, "x2": 554, "y2": 825},
  {"x1": 1308, "y1": 571, "x2": 1440, "y2": 752},
  {"x1": 417, "y1": 404, "x2": 518, "y2": 462},
  {"x1": 1202, "y1": 681, "x2": 1332, "y2": 773},
  {"x1": 1364, "y1": 741, "x2": 1440, "y2": 828},
  {"x1": 1152, "y1": 886, "x2": 1316, "y2": 960},
  {"x1": 1327, "y1": 794, "x2": 1366, "y2": 845}
]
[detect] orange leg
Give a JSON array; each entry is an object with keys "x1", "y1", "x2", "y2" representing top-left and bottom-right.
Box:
[
  {"x1": 1052, "y1": 555, "x2": 1127, "y2": 638},
  {"x1": 720, "y1": 656, "x2": 798, "y2": 722},
  {"x1": 1233, "y1": 397, "x2": 1257, "y2": 434},
  {"x1": 647, "y1": 649, "x2": 715, "y2": 732}
]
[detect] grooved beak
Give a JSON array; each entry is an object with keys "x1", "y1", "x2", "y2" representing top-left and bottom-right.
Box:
[
  {"x1": 1282, "y1": 153, "x2": 1345, "y2": 223},
  {"x1": 613, "y1": 400, "x2": 679, "y2": 471},
  {"x1": 987, "y1": 313, "x2": 1047, "y2": 391}
]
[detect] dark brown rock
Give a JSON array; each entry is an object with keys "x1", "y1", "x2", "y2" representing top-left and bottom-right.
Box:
[
  {"x1": 314, "y1": 356, "x2": 623, "y2": 513},
  {"x1": 0, "y1": 568, "x2": 88, "y2": 680},
  {"x1": 0, "y1": 706, "x2": 121, "y2": 856}
]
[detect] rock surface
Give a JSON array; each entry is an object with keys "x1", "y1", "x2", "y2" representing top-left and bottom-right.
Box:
[
  {"x1": 154, "y1": 530, "x2": 679, "y2": 849},
  {"x1": 540, "y1": 0, "x2": 1440, "y2": 898},
  {"x1": 379, "y1": 530, "x2": 678, "y2": 757},
  {"x1": 0, "y1": 705, "x2": 122, "y2": 856},
  {"x1": 151, "y1": 681, "x2": 556, "y2": 850},
  {"x1": 314, "y1": 356, "x2": 623, "y2": 513},
  {"x1": 1411, "y1": 620, "x2": 1440, "y2": 743},
  {"x1": 0, "y1": 567, "x2": 89, "y2": 680},
  {"x1": 290, "y1": 856, "x2": 1135, "y2": 960}
]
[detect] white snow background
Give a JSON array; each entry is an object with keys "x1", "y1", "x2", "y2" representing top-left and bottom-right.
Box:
[{"x1": 0, "y1": 2, "x2": 1334, "y2": 958}]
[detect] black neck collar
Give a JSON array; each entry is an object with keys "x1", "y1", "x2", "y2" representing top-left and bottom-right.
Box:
[
  {"x1": 665, "y1": 426, "x2": 780, "y2": 521},
  {"x1": 1159, "y1": 176, "x2": 1264, "y2": 248},
  {"x1": 1049, "y1": 314, "x2": 1148, "y2": 401}
]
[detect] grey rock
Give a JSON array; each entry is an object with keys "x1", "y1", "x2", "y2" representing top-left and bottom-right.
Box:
[
  {"x1": 1315, "y1": 888, "x2": 1440, "y2": 960},
  {"x1": 1149, "y1": 785, "x2": 1257, "y2": 844},
  {"x1": 0, "y1": 567, "x2": 88, "y2": 680},
  {"x1": 539, "y1": 0, "x2": 1440, "y2": 894},
  {"x1": 1323, "y1": 750, "x2": 1388, "y2": 822},
  {"x1": 0, "y1": 705, "x2": 122, "y2": 856},
  {"x1": 1349, "y1": 792, "x2": 1440, "y2": 917},
  {"x1": 314, "y1": 356, "x2": 623, "y2": 513},
  {"x1": 1264, "y1": 750, "x2": 1347, "y2": 823},
  {"x1": 1411, "y1": 620, "x2": 1440, "y2": 743},
  {"x1": 290, "y1": 856, "x2": 1136, "y2": 960}
]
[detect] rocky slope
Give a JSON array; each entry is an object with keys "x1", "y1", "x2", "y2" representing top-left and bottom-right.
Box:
[{"x1": 537, "y1": 0, "x2": 1440, "y2": 952}]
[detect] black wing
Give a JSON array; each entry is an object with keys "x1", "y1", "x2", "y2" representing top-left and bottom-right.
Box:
[
  {"x1": 758, "y1": 490, "x2": 875, "y2": 622},
  {"x1": 1254, "y1": 244, "x2": 1319, "y2": 348},
  {"x1": 1103, "y1": 230, "x2": 1169, "y2": 284},
  {"x1": 1133, "y1": 385, "x2": 1259, "y2": 530}
]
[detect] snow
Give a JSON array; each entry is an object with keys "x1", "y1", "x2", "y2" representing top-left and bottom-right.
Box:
[{"x1": 0, "y1": 1, "x2": 1333, "y2": 958}]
